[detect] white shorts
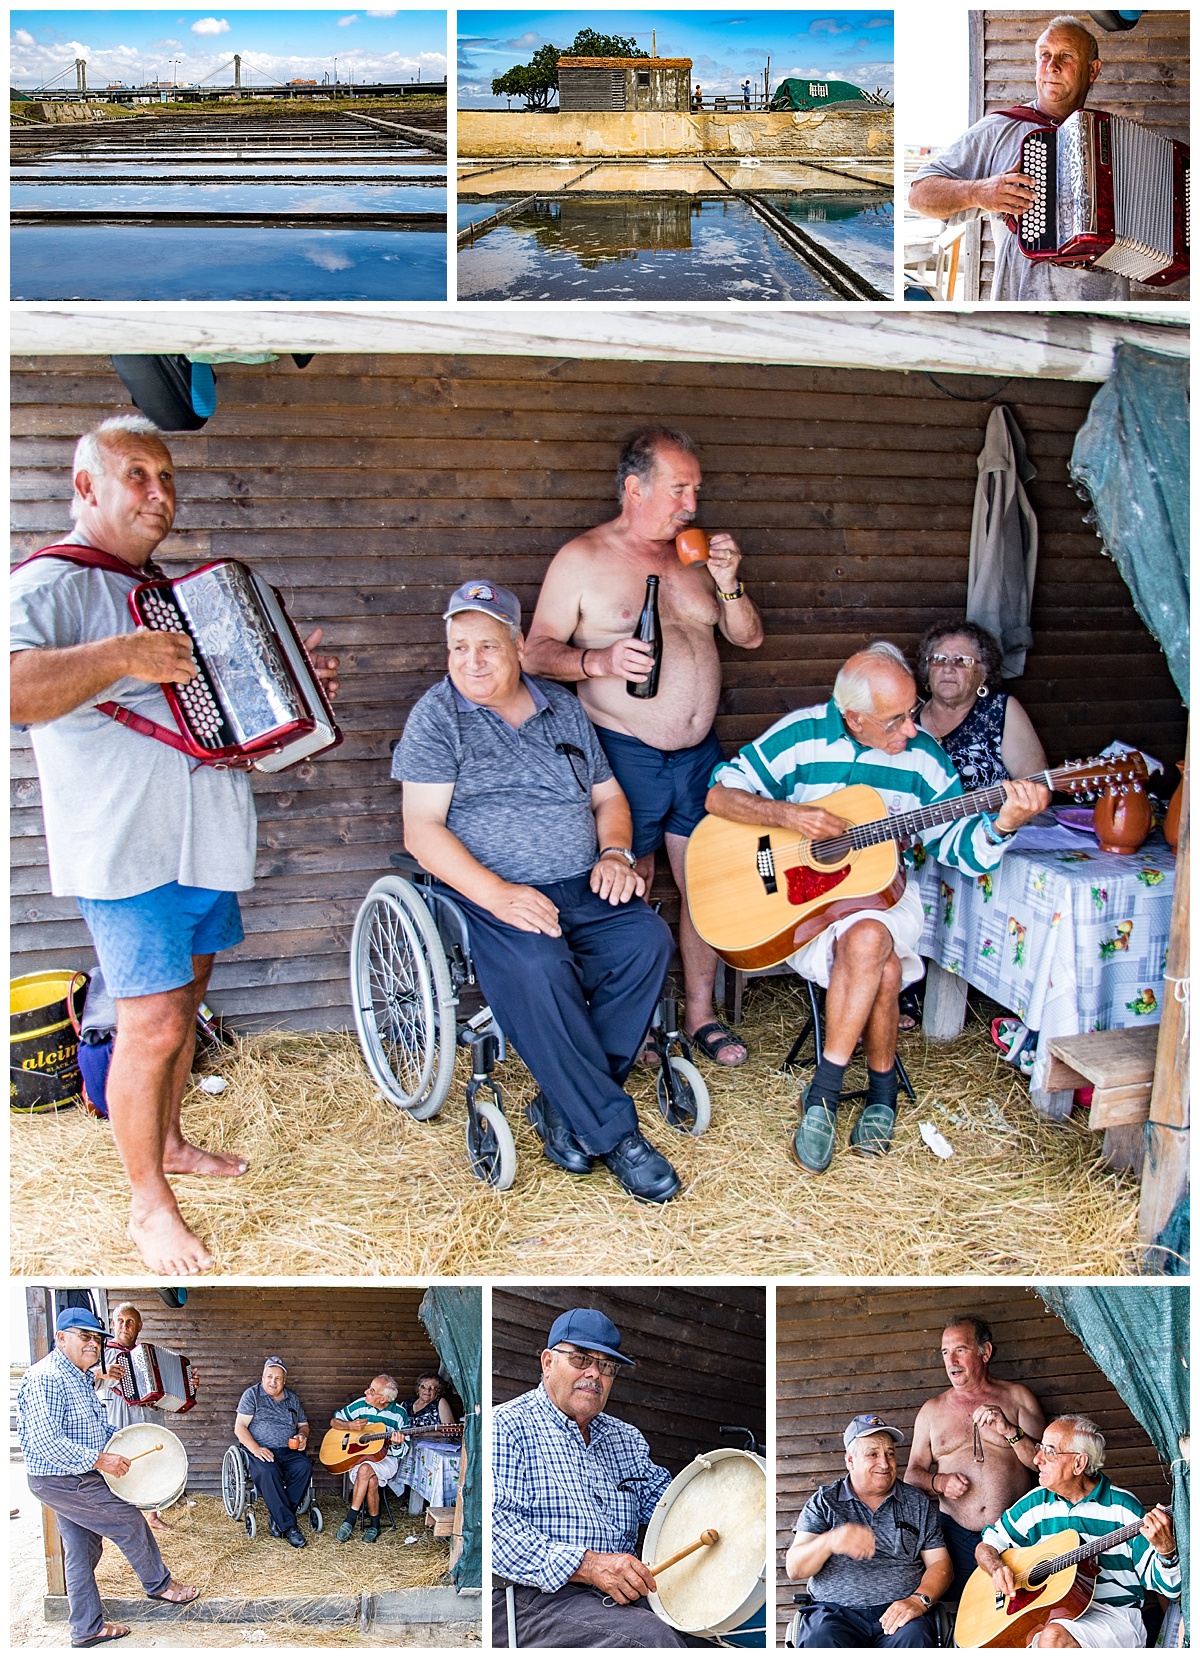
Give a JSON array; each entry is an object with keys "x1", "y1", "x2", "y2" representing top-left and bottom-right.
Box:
[
  {"x1": 350, "y1": 1451, "x2": 400, "y2": 1488},
  {"x1": 1038, "y1": 1602, "x2": 1146, "y2": 1649},
  {"x1": 787, "y1": 873, "x2": 927, "y2": 990}
]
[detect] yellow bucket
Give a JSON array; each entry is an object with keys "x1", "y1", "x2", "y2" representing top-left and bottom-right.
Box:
[{"x1": 10, "y1": 970, "x2": 89, "y2": 1113}]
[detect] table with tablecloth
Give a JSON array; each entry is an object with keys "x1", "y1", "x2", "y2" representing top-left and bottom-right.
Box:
[
  {"x1": 914, "y1": 832, "x2": 1174, "y2": 1107},
  {"x1": 391, "y1": 1437, "x2": 461, "y2": 1515}
]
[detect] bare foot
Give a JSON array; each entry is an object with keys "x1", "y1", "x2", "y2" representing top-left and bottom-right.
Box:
[
  {"x1": 148, "y1": 1511, "x2": 172, "y2": 1531},
  {"x1": 162, "y1": 1138, "x2": 248, "y2": 1179},
  {"x1": 127, "y1": 1206, "x2": 214, "y2": 1275}
]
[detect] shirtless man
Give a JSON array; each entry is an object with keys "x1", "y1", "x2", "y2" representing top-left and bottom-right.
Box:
[
  {"x1": 906, "y1": 1317, "x2": 1044, "y2": 1600},
  {"x1": 523, "y1": 426, "x2": 764, "y2": 1068}
]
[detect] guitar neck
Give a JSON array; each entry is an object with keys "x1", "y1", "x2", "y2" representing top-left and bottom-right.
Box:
[
  {"x1": 1028, "y1": 1512, "x2": 1163, "y2": 1584},
  {"x1": 812, "y1": 768, "x2": 1061, "y2": 860}
]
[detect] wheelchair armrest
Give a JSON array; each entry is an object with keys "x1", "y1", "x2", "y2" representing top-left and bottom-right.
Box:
[{"x1": 389, "y1": 851, "x2": 426, "y2": 876}]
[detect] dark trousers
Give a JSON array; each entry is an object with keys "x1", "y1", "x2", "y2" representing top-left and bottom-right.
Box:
[
  {"x1": 939, "y1": 1512, "x2": 981, "y2": 1603},
  {"x1": 493, "y1": 1582, "x2": 709, "y2": 1648},
  {"x1": 798, "y1": 1602, "x2": 940, "y2": 1649},
  {"x1": 253, "y1": 1448, "x2": 312, "y2": 1534},
  {"x1": 445, "y1": 877, "x2": 673, "y2": 1157},
  {"x1": 28, "y1": 1470, "x2": 172, "y2": 1644}
]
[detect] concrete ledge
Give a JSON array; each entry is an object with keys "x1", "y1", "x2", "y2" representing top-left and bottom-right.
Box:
[
  {"x1": 375, "y1": 1587, "x2": 480, "y2": 1622},
  {"x1": 45, "y1": 1585, "x2": 481, "y2": 1628},
  {"x1": 459, "y1": 107, "x2": 892, "y2": 159},
  {"x1": 15, "y1": 101, "x2": 124, "y2": 124}
]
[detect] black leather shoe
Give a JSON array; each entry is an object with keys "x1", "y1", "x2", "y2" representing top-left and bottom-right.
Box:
[
  {"x1": 525, "y1": 1091, "x2": 593, "y2": 1175},
  {"x1": 601, "y1": 1130, "x2": 681, "y2": 1204},
  {"x1": 285, "y1": 1527, "x2": 307, "y2": 1549}
]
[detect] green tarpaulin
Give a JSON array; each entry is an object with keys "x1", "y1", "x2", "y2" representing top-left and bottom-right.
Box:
[
  {"x1": 769, "y1": 77, "x2": 877, "y2": 111},
  {"x1": 1037, "y1": 1285, "x2": 1189, "y2": 1639},
  {"x1": 419, "y1": 1285, "x2": 481, "y2": 1589}
]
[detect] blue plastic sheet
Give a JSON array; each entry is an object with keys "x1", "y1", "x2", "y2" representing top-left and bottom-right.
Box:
[{"x1": 1069, "y1": 342, "x2": 1189, "y2": 706}]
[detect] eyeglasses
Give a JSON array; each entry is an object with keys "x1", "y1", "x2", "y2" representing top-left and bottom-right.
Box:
[
  {"x1": 555, "y1": 742, "x2": 590, "y2": 794},
  {"x1": 552, "y1": 1345, "x2": 621, "y2": 1377},
  {"x1": 929, "y1": 653, "x2": 979, "y2": 669},
  {"x1": 1035, "y1": 1443, "x2": 1075, "y2": 1459},
  {"x1": 860, "y1": 704, "x2": 922, "y2": 736}
]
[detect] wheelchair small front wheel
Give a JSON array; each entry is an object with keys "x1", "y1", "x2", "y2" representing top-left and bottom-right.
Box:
[
  {"x1": 466, "y1": 1098, "x2": 517, "y2": 1190},
  {"x1": 310, "y1": 1505, "x2": 324, "y2": 1533},
  {"x1": 244, "y1": 1509, "x2": 257, "y2": 1540},
  {"x1": 657, "y1": 1057, "x2": 711, "y2": 1136}
]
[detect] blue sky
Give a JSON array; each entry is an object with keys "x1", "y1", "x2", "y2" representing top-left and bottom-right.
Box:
[
  {"x1": 459, "y1": 9, "x2": 893, "y2": 107},
  {"x1": 11, "y1": 10, "x2": 447, "y2": 89}
]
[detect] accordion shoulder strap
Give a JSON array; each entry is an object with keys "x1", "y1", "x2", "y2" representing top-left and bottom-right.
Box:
[
  {"x1": 994, "y1": 103, "x2": 1057, "y2": 125},
  {"x1": 16, "y1": 544, "x2": 194, "y2": 756}
]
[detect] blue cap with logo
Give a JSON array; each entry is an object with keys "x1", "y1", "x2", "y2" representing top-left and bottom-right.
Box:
[
  {"x1": 547, "y1": 1308, "x2": 635, "y2": 1367},
  {"x1": 443, "y1": 580, "x2": 522, "y2": 630},
  {"x1": 263, "y1": 1356, "x2": 288, "y2": 1373},
  {"x1": 55, "y1": 1307, "x2": 108, "y2": 1336},
  {"x1": 844, "y1": 1412, "x2": 905, "y2": 1450}
]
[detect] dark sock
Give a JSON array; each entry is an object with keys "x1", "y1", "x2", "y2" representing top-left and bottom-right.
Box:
[
  {"x1": 346, "y1": 1506, "x2": 361, "y2": 1525},
  {"x1": 866, "y1": 1065, "x2": 899, "y2": 1108},
  {"x1": 808, "y1": 1056, "x2": 845, "y2": 1109}
]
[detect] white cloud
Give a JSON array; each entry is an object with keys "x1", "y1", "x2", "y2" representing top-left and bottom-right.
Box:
[
  {"x1": 13, "y1": 28, "x2": 36, "y2": 46},
  {"x1": 191, "y1": 17, "x2": 230, "y2": 36},
  {"x1": 366, "y1": 9, "x2": 398, "y2": 15},
  {"x1": 338, "y1": 14, "x2": 358, "y2": 25}
]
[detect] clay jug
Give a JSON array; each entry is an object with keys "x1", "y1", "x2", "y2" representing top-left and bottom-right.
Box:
[
  {"x1": 1163, "y1": 760, "x2": 1186, "y2": 853},
  {"x1": 1094, "y1": 785, "x2": 1152, "y2": 855}
]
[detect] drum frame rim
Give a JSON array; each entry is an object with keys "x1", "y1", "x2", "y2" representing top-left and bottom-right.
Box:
[
  {"x1": 100, "y1": 1422, "x2": 189, "y2": 1511},
  {"x1": 642, "y1": 1446, "x2": 767, "y2": 1637}
]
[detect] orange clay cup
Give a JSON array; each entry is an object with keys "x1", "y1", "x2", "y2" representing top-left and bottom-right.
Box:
[{"x1": 676, "y1": 527, "x2": 710, "y2": 566}]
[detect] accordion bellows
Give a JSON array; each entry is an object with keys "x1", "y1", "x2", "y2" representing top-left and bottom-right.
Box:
[
  {"x1": 1015, "y1": 108, "x2": 1189, "y2": 287},
  {"x1": 105, "y1": 1340, "x2": 197, "y2": 1413}
]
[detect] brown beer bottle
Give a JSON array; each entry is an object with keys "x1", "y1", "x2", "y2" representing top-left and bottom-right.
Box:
[{"x1": 626, "y1": 575, "x2": 662, "y2": 698}]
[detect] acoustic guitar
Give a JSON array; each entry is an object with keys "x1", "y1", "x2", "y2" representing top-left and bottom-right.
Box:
[
  {"x1": 319, "y1": 1421, "x2": 395, "y2": 1474},
  {"x1": 954, "y1": 1506, "x2": 1171, "y2": 1648},
  {"x1": 684, "y1": 755, "x2": 1148, "y2": 970}
]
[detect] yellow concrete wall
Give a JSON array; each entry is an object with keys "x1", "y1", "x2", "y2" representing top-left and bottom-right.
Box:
[
  {"x1": 18, "y1": 101, "x2": 124, "y2": 123},
  {"x1": 459, "y1": 106, "x2": 892, "y2": 159}
]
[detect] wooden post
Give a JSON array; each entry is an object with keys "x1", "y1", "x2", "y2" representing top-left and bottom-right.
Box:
[
  {"x1": 922, "y1": 959, "x2": 969, "y2": 1040},
  {"x1": 1139, "y1": 731, "x2": 1190, "y2": 1257},
  {"x1": 25, "y1": 1287, "x2": 66, "y2": 1598}
]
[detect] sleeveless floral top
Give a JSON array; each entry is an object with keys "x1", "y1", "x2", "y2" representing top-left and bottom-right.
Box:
[{"x1": 928, "y1": 691, "x2": 1009, "y2": 792}]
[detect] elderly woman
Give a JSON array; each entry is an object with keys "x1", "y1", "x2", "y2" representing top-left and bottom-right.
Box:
[
  {"x1": 234, "y1": 1357, "x2": 312, "y2": 1549},
  {"x1": 917, "y1": 621, "x2": 1048, "y2": 791},
  {"x1": 401, "y1": 1372, "x2": 456, "y2": 1429}
]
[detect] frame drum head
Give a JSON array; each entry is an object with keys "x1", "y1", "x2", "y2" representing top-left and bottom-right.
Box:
[
  {"x1": 101, "y1": 1423, "x2": 189, "y2": 1511},
  {"x1": 644, "y1": 1449, "x2": 766, "y2": 1636}
]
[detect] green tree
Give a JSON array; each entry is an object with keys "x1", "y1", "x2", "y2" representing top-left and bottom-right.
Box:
[{"x1": 491, "y1": 29, "x2": 648, "y2": 109}]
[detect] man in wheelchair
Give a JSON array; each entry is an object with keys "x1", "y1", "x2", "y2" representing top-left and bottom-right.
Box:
[
  {"x1": 393, "y1": 581, "x2": 679, "y2": 1204},
  {"x1": 234, "y1": 1357, "x2": 313, "y2": 1549},
  {"x1": 332, "y1": 1373, "x2": 409, "y2": 1543},
  {"x1": 786, "y1": 1413, "x2": 952, "y2": 1648}
]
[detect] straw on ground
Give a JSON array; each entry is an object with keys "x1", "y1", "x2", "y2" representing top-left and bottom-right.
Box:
[{"x1": 11, "y1": 980, "x2": 1142, "y2": 1277}]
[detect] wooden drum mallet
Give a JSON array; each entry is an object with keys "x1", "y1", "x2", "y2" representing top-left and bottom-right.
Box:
[{"x1": 650, "y1": 1528, "x2": 719, "y2": 1576}]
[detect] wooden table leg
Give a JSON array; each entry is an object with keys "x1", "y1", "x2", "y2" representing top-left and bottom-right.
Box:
[{"x1": 922, "y1": 960, "x2": 968, "y2": 1041}]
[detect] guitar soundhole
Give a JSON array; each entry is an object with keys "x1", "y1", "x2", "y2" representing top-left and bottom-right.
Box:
[{"x1": 785, "y1": 863, "x2": 851, "y2": 907}]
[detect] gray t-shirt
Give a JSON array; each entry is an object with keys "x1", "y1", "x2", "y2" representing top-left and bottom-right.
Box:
[
  {"x1": 914, "y1": 112, "x2": 1132, "y2": 301},
  {"x1": 392, "y1": 674, "x2": 613, "y2": 885},
  {"x1": 10, "y1": 539, "x2": 258, "y2": 900},
  {"x1": 795, "y1": 1476, "x2": 944, "y2": 1607},
  {"x1": 236, "y1": 1384, "x2": 307, "y2": 1450}
]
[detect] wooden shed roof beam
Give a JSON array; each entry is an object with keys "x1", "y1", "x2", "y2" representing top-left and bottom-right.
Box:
[{"x1": 10, "y1": 306, "x2": 1188, "y2": 381}]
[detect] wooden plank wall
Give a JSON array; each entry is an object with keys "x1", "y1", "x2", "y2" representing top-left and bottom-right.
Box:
[
  {"x1": 973, "y1": 10, "x2": 1190, "y2": 300},
  {"x1": 96, "y1": 1286, "x2": 443, "y2": 1496},
  {"x1": 775, "y1": 1285, "x2": 1173, "y2": 1643},
  {"x1": 11, "y1": 352, "x2": 1188, "y2": 1031},
  {"x1": 492, "y1": 1285, "x2": 765, "y2": 1475}
]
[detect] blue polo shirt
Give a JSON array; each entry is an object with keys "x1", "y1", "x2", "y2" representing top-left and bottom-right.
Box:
[
  {"x1": 795, "y1": 1476, "x2": 944, "y2": 1606},
  {"x1": 393, "y1": 674, "x2": 613, "y2": 885}
]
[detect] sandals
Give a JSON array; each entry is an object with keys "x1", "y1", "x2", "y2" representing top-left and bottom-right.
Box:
[
  {"x1": 73, "y1": 1626, "x2": 130, "y2": 1648},
  {"x1": 897, "y1": 986, "x2": 923, "y2": 1033},
  {"x1": 687, "y1": 1020, "x2": 748, "y2": 1067},
  {"x1": 147, "y1": 1583, "x2": 200, "y2": 1606}
]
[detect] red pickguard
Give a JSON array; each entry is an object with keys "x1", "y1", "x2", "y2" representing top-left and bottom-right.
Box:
[{"x1": 785, "y1": 863, "x2": 851, "y2": 906}]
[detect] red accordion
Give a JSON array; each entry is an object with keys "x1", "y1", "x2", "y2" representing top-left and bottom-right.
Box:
[
  {"x1": 104, "y1": 1341, "x2": 198, "y2": 1413},
  {"x1": 1010, "y1": 108, "x2": 1188, "y2": 287}
]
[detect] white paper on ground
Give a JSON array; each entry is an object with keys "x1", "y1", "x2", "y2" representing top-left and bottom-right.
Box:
[{"x1": 919, "y1": 1121, "x2": 954, "y2": 1158}]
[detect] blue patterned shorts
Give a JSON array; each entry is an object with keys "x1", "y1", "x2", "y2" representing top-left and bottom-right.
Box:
[{"x1": 76, "y1": 882, "x2": 244, "y2": 1000}]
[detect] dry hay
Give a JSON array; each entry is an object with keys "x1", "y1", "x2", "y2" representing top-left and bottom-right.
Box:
[
  {"x1": 94, "y1": 1493, "x2": 449, "y2": 1600},
  {"x1": 10, "y1": 979, "x2": 1142, "y2": 1277}
]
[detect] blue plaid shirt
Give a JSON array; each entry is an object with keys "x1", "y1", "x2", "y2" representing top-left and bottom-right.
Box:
[
  {"x1": 492, "y1": 1383, "x2": 671, "y2": 1592},
  {"x1": 18, "y1": 1348, "x2": 113, "y2": 1478}
]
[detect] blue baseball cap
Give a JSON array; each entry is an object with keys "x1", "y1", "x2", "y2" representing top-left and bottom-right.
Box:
[
  {"x1": 263, "y1": 1356, "x2": 288, "y2": 1373},
  {"x1": 546, "y1": 1308, "x2": 635, "y2": 1366},
  {"x1": 443, "y1": 580, "x2": 522, "y2": 630},
  {"x1": 56, "y1": 1307, "x2": 108, "y2": 1336},
  {"x1": 844, "y1": 1412, "x2": 905, "y2": 1450}
]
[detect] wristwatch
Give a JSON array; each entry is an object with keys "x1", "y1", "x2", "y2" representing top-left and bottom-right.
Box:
[
  {"x1": 716, "y1": 581, "x2": 745, "y2": 601},
  {"x1": 914, "y1": 1594, "x2": 933, "y2": 1610},
  {"x1": 599, "y1": 846, "x2": 637, "y2": 868},
  {"x1": 1005, "y1": 1427, "x2": 1026, "y2": 1445}
]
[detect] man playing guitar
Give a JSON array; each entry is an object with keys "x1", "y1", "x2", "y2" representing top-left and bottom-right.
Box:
[
  {"x1": 704, "y1": 641, "x2": 1048, "y2": 1174},
  {"x1": 974, "y1": 1414, "x2": 1178, "y2": 1648},
  {"x1": 332, "y1": 1375, "x2": 409, "y2": 1543}
]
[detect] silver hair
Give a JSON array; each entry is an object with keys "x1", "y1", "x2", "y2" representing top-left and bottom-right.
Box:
[
  {"x1": 71, "y1": 414, "x2": 168, "y2": 521},
  {"x1": 1052, "y1": 1413, "x2": 1106, "y2": 1476},
  {"x1": 616, "y1": 425, "x2": 698, "y2": 502},
  {"x1": 832, "y1": 641, "x2": 913, "y2": 715},
  {"x1": 110, "y1": 1302, "x2": 143, "y2": 1325},
  {"x1": 372, "y1": 1374, "x2": 399, "y2": 1402},
  {"x1": 444, "y1": 614, "x2": 521, "y2": 644},
  {"x1": 1041, "y1": 14, "x2": 1099, "y2": 63}
]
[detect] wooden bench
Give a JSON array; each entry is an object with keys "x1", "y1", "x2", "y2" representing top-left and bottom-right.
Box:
[
  {"x1": 426, "y1": 1503, "x2": 455, "y2": 1539},
  {"x1": 1047, "y1": 1026, "x2": 1161, "y2": 1174}
]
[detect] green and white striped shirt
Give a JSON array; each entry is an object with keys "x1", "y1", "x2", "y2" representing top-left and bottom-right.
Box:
[
  {"x1": 981, "y1": 1476, "x2": 1180, "y2": 1607},
  {"x1": 711, "y1": 699, "x2": 1010, "y2": 876}
]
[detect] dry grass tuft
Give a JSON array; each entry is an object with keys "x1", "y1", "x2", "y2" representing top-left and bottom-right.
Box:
[
  {"x1": 11, "y1": 981, "x2": 1142, "y2": 1277},
  {"x1": 94, "y1": 1493, "x2": 449, "y2": 1600}
]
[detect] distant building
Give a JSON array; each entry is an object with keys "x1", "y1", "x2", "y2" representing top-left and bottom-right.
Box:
[{"x1": 557, "y1": 57, "x2": 692, "y2": 113}]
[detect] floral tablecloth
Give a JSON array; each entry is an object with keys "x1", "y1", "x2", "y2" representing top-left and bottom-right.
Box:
[
  {"x1": 914, "y1": 833, "x2": 1175, "y2": 1098},
  {"x1": 393, "y1": 1437, "x2": 461, "y2": 1515}
]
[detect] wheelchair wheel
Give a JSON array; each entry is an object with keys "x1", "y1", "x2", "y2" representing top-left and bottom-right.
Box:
[
  {"x1": 221, "y1": 1445, "x2": 248, "y2": 1519},
  {"x1": 465, "y1": 1097, "x2": 517, "y2": 1191},
  {"x1": 657, "y1": 1056, "x2": 711, "y2": 1136},
  {"x1": 310, "y1": 1505, "x2": 324, "y2": 1533},
  {"x1": 351, "y1": 876, "x2": 457, "y2": 1120},
  {"x1": 244, "y1": 1509, "x2": 257, "y2": 1540}
]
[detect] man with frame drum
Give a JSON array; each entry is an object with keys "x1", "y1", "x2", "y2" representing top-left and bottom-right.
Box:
[
  {"x1": 16, "y1": 1306, "x2": 199, "y2": 1648},
  {"x1": 492, "y1": 1307, "x2": 706, "y2": 1647}
]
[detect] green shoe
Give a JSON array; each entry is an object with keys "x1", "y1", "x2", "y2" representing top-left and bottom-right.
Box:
[
  {"x1": 850, "y1": 1100, "x2": 897, "y2": 1156},
  {"x1": 363, "y1": 1522, "x2": 380, "y2": 1543},
  {"x1": 790, "y1": 1089, "x2": 838, "y2": 1175},
  {"x1": 336, "y1": 1520, "x2": 354, "y2": 1543}
]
